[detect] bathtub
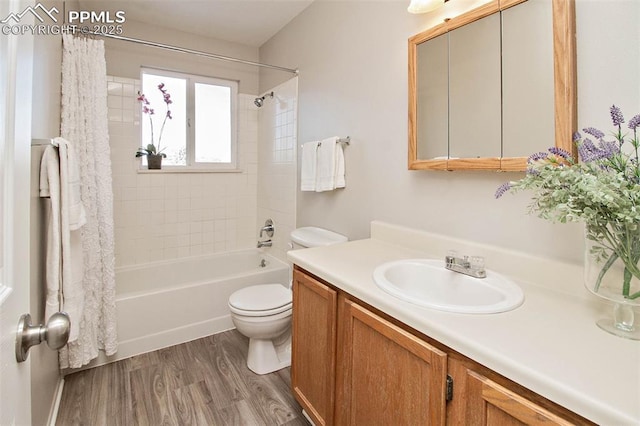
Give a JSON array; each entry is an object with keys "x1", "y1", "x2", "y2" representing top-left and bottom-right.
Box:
[{"x1": 109, "y1": 249, "x2": 290, "y2": 364}]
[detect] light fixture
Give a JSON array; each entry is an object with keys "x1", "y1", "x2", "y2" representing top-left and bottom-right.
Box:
[{"x1": 407, "y1": 0, "x2": 449, "y2": 14}]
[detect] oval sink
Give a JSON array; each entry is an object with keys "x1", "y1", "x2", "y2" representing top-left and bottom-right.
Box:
[{"x1": 372, "y1": 259, "x2": 524, "y2": 314}]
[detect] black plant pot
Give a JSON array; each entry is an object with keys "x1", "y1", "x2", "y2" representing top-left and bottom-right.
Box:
[{"x1": 147, "y1": 154, "x2": 163, "y2": 170}]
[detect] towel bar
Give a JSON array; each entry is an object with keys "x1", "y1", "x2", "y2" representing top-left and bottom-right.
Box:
[
  {"x1": 31, "y1": 138, "x2": 54, "y2": 146},
  {"x1": 301, "y1": 136, "x2": 350, "y2": 148}
]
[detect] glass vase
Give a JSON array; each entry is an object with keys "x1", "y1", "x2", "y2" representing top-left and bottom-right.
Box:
[{"x1": 584, "y1": 224, "x2": 640, "y2": 340}]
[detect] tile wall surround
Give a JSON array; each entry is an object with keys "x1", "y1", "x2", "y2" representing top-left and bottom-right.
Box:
[
  {"x1": 256, "y1": 77, "x2": 298, "y2": 263},
  {"x1": 108, "y1": 75, "x2": 260, "y2": 267}
]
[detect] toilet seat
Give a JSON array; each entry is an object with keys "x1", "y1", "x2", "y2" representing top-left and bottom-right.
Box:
[{"x1": 229, "y1": 284, "x2": 292, "y2": 317}]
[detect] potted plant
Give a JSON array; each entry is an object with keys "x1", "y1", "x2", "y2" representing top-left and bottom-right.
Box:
[
  {"x1": 496, "y1": 105, "x2": 640, "y2": 339},
  {"x1": 136, "y1": 83, "x2": 173, "y2": 169}
]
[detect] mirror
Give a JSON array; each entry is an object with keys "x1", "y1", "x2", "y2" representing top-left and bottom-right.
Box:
[{"x1": 408, "y1": 0, "x2": 576, "y2": 171}]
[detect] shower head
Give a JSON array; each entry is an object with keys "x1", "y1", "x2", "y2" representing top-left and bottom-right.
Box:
[{"x1": 254, "y1": 91, "x2": 274, "y2": 108}]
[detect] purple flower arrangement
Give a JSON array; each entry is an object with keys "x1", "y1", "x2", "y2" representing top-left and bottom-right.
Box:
[
  {"x1": 496, "y1": 105, "x2": 640, "y2": 300},
  {"x1": 135, "y1": 83, "x2": 173, "y2": 158},
  {"x1": 497, "y1": 105, "x2": 640, "y2": 199}
]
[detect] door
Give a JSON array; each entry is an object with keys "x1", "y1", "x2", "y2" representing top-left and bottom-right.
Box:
[
  {"x1": 291, "y1": 268, "x2": 337, "y2": 426},
  {"x1": 0, "y1": 0, "x2": 34, "y2": 424},
  {"x1": 336, "y1": 297, "x2": 448, "y2": 425},
  {"x1": 447, "y1": 358, "x2": 577, "y2": 426},
  {"x1": 463, "y1": 370, "x2": 574, "y2": 426}
]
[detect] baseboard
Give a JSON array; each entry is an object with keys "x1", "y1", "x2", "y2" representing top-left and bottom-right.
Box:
[
  {"x1": 63, "y1": 315, "x2": 234, "y2": 374},
  {"x1": 48, "y1": 377, "x2": 64, "y2": 426},
  {"x1": 302, "y1": 409, "x2": 316, "y2": 426}
]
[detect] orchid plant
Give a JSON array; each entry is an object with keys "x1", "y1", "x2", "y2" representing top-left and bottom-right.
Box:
[
  {"x1": 496, "y1": 105, "x2": 640, "y2": 300},
  {"x1": 135, "y1": 83, "x2": 173, "y2": 158}
]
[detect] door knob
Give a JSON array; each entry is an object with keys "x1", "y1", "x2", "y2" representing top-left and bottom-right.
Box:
[{"x1": 15, "y1": 312, "x2": 70, "y2": 363}]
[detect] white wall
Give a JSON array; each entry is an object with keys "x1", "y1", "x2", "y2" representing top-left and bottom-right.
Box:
[
  {"x1": 575, "y1": 1, "x2": 640, "y2": 130},
  {"x1": 257, "y1": 77, "x2": 298, "y2": 262},
  {"x1": 259, "y1": 0, "x2": 640, "y2": 265}
]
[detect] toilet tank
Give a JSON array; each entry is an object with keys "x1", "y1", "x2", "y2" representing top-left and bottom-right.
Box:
[{"x1": 290, "y1": 227, "x2": 348, "y2": 249}]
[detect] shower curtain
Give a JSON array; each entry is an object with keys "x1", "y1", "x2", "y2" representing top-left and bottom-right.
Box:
[{"x1": 59, "y1": 34, "x2": 117, "y2": 368}]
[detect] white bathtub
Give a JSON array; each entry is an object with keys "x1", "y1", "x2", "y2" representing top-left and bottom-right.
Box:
[{"x1": 110, "y1": 249, "x2": 290, "y2": 364}]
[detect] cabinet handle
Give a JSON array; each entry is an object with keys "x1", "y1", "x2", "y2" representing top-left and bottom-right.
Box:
[{"x1": 446, "y1": 375, "x2": 454, "y2": 402}]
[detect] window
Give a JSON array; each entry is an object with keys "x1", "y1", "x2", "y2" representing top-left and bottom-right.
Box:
[{"x1": 140, "y1": 68, "x2": 238, "y2": 170}]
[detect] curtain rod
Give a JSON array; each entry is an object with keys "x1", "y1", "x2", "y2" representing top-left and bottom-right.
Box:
[{"x1": 88, "y1": 31, "x2": 299, "y2": 75}]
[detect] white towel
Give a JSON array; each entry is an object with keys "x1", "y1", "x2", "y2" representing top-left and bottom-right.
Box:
[
  {"x1": 301, "y1": 141, "x2": 319, "y2": 191},
  {"x1": 40, "y1": 138, "x2": 86, "y2": 343},
  {"x1": 53, "y1": 137, "x2": 86, "y2": 230},
  {"x1": 334, "y1": 140, "x2": 346, "y2": 189},
  {"x1": 316, "y1": 137, "x2": 345, "y2": 192}
]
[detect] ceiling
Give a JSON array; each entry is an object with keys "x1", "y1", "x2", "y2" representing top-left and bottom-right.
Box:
[{"x1": 77, "y1": 1, "x2": 315, "y2": 47}]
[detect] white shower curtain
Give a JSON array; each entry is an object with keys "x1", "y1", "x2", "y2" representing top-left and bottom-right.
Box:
[{"x1": 59, "y1": 34, "x2": 117, "y2": 368}]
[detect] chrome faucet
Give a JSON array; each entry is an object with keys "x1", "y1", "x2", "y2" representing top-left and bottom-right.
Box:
[
  {"x1": 445, "y1": 251, "x2": 486, "y2": 279},
  {"x1": 257, "y1": 219, "x2": 274, "y2": 248},
  {"x1": 257, "y1": 239, "x2": 272, "y2": 248},
  {"x1": 260, "y1": 219, "x2": 274, "y2": 238}
]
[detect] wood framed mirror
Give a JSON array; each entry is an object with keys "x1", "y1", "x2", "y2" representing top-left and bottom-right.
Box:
[{"x1": 408, "y1": 0, "x2": 577, "y2": 171}]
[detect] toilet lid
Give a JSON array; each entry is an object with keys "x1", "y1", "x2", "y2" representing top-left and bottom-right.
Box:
[{"x1": 229, "y1": 284, "x2": 292, "y2": 313}]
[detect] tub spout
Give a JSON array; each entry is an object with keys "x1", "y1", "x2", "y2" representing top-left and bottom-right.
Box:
[{"x1": 257, "y1": 239, "x2": 272, "y2": 248}]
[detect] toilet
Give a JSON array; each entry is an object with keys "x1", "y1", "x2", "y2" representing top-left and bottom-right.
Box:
[{"x1": 228, "y1": 226, "x2": 348, "y2": 375}]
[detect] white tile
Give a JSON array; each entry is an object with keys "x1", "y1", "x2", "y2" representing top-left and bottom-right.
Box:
[
  {"x1": 108, "y1": 95, "x2": 122, "y2": 109},
  {"x1": 177, "y1": 210, "x2": 190, "y2": 223},
  {"x1": 114, "y1": 76, "x2": 135, "y2": 84},
  {"x1": 202, "y1": 221, "x2": 214, "y2": 233},
  {"x1": 164, "y1": 209, "x2": 178, "y2": 224},
  {"x1": 164, "y1": 235, "x2": 178, "y2": 248},
  {"x1": 190, "y1": 209, "x2": 204, "y2": 221},
  {"x1": 177, "y1": 223, "x2": 190, "y2": 234},
  {"x1": 164, "y1": 247, "x2": 179, "y2": 259},
  {"x1": 191, "y1": 233, "x2": 202, "y2": 245},
  {"x1": 202, "y1": 231, "x2": 214, "y2": 243},
  {"x1": 122, "y1": 83, "x2": 135, "y2": 97},
  {"x1": 177, "y1": 235, "x2": 190, "y2": 247},
  {"x1": 108, "y1": 109, "x2": 123, "y2": 122},
  {"x1": 162, "y1": 223, "x2": 177, "y2": 236},
  {"x1": 108, "y1": 82, "x2": 122, "y2": 96}
]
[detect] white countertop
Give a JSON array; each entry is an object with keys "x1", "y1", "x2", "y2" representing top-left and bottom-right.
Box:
[{"x1": 287, "y1": 222, "x2": 640, "y2": 425}]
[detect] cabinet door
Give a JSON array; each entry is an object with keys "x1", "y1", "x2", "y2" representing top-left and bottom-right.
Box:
[
  {"x1": 336, "y1": 297, "x2": 448, "y2": 425},
  {"x1": 461, "y1": 368, "x2": 575, "y2": 425},
  {"x1": 291, "y1": 269, "x2": 337, "y2": 426}
]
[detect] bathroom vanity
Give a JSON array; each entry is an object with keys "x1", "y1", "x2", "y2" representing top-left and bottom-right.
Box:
[{"x1": 287, "y1": 222, "x2": 639, "y2": 426}]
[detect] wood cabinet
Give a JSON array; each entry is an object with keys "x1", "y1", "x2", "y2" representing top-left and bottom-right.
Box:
[
  {"x1": 447, "y1": 358, "x2": 582, "y2": 426},
  {"x1": 291, "y1": 268, "x2": 337, "y2": 426},
  {"x1": 335, "y1": 297, "x2": 448, "y2": 425},
  {"x1": 291, "y1": 266, "x2": 593, "y2": 426}
]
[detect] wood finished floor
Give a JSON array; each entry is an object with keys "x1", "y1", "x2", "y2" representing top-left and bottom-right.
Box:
[{"x1": 56, "y1": 330, "x2": 308, "y2": 426}]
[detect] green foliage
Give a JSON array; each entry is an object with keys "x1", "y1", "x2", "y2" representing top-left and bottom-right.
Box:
[
  {"x1": 500, "y1": 106, "x2": 640, "y2": 299},
  {"x1": 135, "y1": 144, "x2": 166, "y2": 158},
  {"x1": 510, "y1": 161, "x2": 640, "y2": 227}
]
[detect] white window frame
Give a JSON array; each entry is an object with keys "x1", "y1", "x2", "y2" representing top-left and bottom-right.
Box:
[{"x1": 140, "y1": 67, "x2": 239, "y2": 171}]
